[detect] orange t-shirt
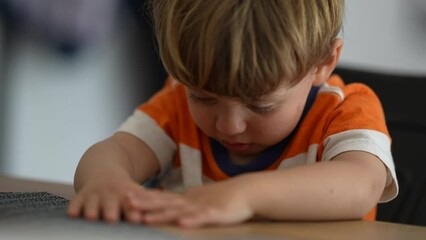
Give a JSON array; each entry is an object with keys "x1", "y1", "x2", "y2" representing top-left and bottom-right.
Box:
[{"x1": 118, "y1": 75, "x2": 398, "y2": 220}]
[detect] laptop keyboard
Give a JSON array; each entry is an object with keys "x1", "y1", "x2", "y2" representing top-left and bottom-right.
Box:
[
  {"x1": 0, "y1": 192, "x2": 181, "y2": 240},
  {"x1": 0, "y1": 192, "x2": 69, "y2": 219}
]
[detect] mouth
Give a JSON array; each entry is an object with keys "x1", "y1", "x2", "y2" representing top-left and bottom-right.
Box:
[{"x1": 220, "y1": 141, "x2": 255, "y2": 153}]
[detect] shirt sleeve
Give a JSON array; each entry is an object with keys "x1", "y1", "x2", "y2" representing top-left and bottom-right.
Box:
[
  {"x1": 117, "y1": 80, "x2": 180, "y2": 175},
  {"x1": 320, "y1": 82, "x2": 398, "y2": 203}
]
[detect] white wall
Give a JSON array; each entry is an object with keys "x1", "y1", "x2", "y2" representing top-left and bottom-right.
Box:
[
  {"x1": 1, "y1": 12, "x2": 153, "y2": 183},
  {"x1": 1, "y1": 0, "x2": 425, "y2": 184},
  {"x1": 339, "y1": 0, "x2": 426, "y2": 75}
]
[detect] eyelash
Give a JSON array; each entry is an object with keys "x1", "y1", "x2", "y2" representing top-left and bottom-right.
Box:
[
  {"x1": 246, "y1": 104, "x2": 276, "y2": 115},
  {"x1": 188, "y1": 93, "x2": 217, "y2": 104},
  {"x1": 188, "y1": 93, "x2": 276, "y2": 115}
]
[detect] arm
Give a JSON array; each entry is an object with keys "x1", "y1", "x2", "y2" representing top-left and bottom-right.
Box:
[
  {"x1": 125, "y1": 151, "x2": 387, "y2": 227},
  {"x1": 242, "y1": 151, "x2": 387, "y2": 221},
  {"x1": 68, "y1": 132, "x2": 160, "y2": 223}
]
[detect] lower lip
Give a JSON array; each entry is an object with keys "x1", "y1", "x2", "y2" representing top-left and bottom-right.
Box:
[{"x1": 222, "y1": 142, "x2": 254, "y2": 153}]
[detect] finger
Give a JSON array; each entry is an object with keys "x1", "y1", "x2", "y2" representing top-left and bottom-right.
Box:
[
  {"x1": 178, "y1": 206, "x2": 253, "y2": 228},
  {"x1": 124, "y1": 191, "x2": 143, "y2": 209},
  {"x1": 144, "y1": 208, "x2": 186, "y2": 225},
  {"x1": 67, "y1": 196, "x2": 83, "y2": 218},
  {"x1": 101, "y1": 197, "x2": 121, "y2": 223},
  {"x1": 126, "y1": 191, "x2": 186, "y2": 211},
  {"x1": 83, "y1": 195, "x2": 101, "y2": 221},
  {"x1": 143, "y1": 202, "x2": 198, "y2": 225},
  {"x1": 177, "y1": 208, "x2": 221, "y2": 228},
  {"x1": 124, "y1": 209, "x2": 143, "y2": 224},
  {"x1": 122, "y1": 192, "x2": 145, "y2": 224}
]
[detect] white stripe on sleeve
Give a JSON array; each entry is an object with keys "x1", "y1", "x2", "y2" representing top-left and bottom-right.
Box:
[
  {"x1": 117, "y1": 110, "x2": 176, "y2": 175},
  {"x1": 322, "y1": 129, "x2": 398, "y2": 202}
]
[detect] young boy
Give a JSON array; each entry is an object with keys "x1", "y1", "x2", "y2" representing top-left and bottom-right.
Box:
[{"x1": 68, "y1": 0, "x2": 398, "y2": 228}]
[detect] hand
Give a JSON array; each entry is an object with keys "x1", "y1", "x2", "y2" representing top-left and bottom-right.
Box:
[
  {"x1": 67, "y1": 177, "x2": 147, "y2": 224},
  {"x1": 125, "y1": 180, "x2": 254, "y2": 228}
]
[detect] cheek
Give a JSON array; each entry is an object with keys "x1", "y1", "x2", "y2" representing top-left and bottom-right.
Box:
[
  {"x1": 251, "y1": 105, "x2": 304, "y2": 144},
  {"x1": 255, "y1": 117, "x2": 294, "y2": 140},
  {"x1": 188, "y1": 104, "x2": 215, "y2": 133},
  {"x1": 296, "y1": 103, "x2": 304, "y2": 113}
]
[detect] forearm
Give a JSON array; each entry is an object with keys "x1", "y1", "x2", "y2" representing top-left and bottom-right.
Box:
[
  {"x1": 74, "y1": 141, "x2": 135, "y2": 192},
  {"x1": 236, "y1": 153, "x2": 387, "y2": 221},
  {"x1": 74, "y1": 133, "x2": 160, "y2": 192}
]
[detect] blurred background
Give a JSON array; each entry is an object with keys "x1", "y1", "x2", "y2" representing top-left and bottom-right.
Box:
[
  {"x1": 0, "y1": 0, "x2": 425, "y2": 184},
  {"x1": 0, "y1": 0, "x2": 167, "y2": 183}
]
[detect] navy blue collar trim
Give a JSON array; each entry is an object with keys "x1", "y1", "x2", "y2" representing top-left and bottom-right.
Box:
[{"x1": 210, "y1": 86, "x2": 320, "y2": 176}]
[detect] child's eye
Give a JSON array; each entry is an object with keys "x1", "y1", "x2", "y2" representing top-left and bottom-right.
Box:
[
  {"x1": 188, "y1": 93, "x2": 217, "y2": 105},
  {"x1": 246, "y1": 104, "x2": 276, "y2": 115}
]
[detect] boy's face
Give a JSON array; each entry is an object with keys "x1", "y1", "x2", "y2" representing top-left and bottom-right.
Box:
[{"x1": 185, "y1": 72, "x2": 317, "y2": 158}]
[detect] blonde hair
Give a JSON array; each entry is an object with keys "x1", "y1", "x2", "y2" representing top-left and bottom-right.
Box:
[{"x1": 151, "y1": 0, "x2": 344, "y2": 101}]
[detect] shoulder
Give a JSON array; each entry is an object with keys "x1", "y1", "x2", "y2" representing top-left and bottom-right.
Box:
[
  {"x1": 318, "y1": 74, "x2": 379, "y2": 103},
  {"x1": 296, "y1": 74, "x2": 390, "y2": 157},
  {"x1": 146, "y1": 77, "x2": 187, "y2": 103},
  {"x1": 138, "y1": 77, "x2": 189, "y2": 117},
  {"x1": 314, "y1": 74, "x2": 387, "y2": 132}
]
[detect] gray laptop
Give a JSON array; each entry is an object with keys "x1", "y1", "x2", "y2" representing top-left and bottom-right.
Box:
[
  {"x1": 0, "y1": 192, "x2": 181, "y2": 240},
  {"x1": 0, "y1": 192, "x2": 287, "y2": 240}
]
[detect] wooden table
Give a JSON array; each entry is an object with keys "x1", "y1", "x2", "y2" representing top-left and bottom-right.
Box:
[{"x1": 1, "y1": 175, "x2": 425, "y2": 240}]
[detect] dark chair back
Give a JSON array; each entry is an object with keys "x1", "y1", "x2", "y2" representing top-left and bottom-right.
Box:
[{"x1": 333, "y1": 67, "x2": 426, "y2": 226}]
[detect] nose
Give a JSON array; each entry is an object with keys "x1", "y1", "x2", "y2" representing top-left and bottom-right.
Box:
[{"x1": 215, "y1": 109, "x2": 247, "y2": 136}]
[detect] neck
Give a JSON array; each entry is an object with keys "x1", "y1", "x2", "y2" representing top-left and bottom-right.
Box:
[{"x1": 228, "y1": 152, "x2": 258, "y2": 166}]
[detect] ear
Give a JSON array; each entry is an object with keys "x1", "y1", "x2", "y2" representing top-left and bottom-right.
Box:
[{"x1": 312, "y1": 38, "x2": 343, "y2": 86}]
